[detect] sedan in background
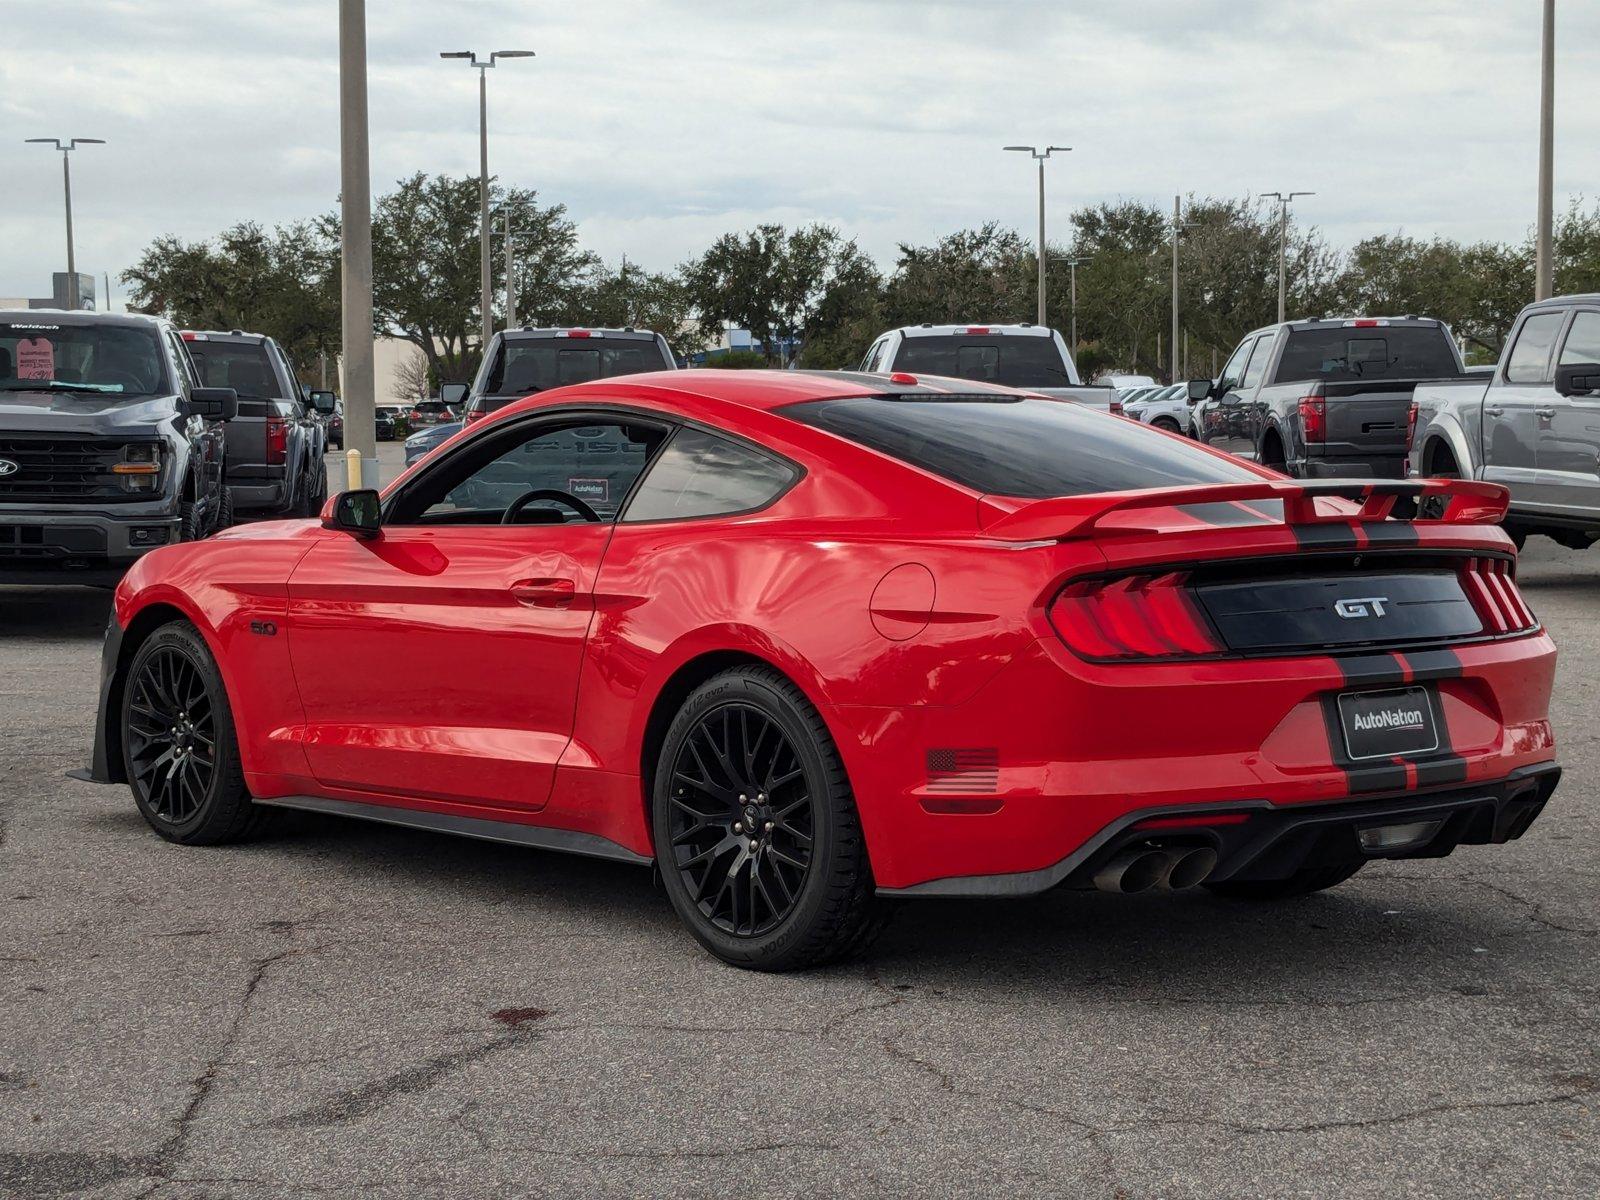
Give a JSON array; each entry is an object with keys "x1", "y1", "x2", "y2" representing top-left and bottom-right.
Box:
[
  {"x1": 85, "y1": 369, "x2": 1558, "y2": 971},
  {"x1": 408, "y1": 399, "x2": 457, "y2": 427},
  {"x1": 1122, "y1": 384, "x2": 1195, "y2": 437},
  {"x1": 404, "y1": 418, "x2": 460, "y2": 466}
]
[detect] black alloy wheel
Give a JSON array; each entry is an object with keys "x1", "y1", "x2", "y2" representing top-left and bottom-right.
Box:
[
  {"x1": 667, "y1": 701, "x2": 816, "y2": 937},
  {"x1": 121, "y1": 621, "x2": 272, "y2": 844},
  {"x1": 652, "y1": 665, "x2": 886, "y2": 970}
]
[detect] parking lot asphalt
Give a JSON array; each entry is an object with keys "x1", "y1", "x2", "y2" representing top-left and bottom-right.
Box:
[{"x1": 1, "y1": 499, "x2": 1596, "y2": 1198}]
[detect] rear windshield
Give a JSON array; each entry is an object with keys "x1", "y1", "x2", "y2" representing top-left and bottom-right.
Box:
[
  {"x1": 894, "y1": 335, "x2": 1072, "y2": 388},
  {"x1": 185, "y1": 339, "x2": 285, "y2": 398},
  {"x1": 0, "y1": 321, "x2": 168, "y2": 397},
  {"x1": 480, "y1": 336, "x2": 668, "y2": 399},
  {"x1": 1275, "y1": 326, "x2": 1459, "y2": 384},
  {"x1": 782, "y1": 396, "x2": 1260, "y2": 498}
]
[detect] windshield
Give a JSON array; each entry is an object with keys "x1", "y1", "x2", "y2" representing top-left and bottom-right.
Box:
[
  {"x1": 185, "y1": 339, "x2": 284, "y2": 398},
  {"x1": 480, "y1": 336, "x2": 668, "y2": 398},
  {"x1": 894, "y1": 335, "x2": 1072, "y2": 387},
  {"x1": 0, "y1": 321, "x2": 169, "y2": 396},
  {"x1": 783, "y1": 395, "x2": 1260, "y2": 498},
  {"x1": 1275, "y1": 326, "x2": 1460, "y2": 383}
]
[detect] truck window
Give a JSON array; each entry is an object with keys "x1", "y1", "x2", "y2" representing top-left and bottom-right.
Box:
[
  {"x1": 1239, "y1": 336, "x2": 1275, "y2": 390},
  {"x1": 893, "y1": 335, "x2": 1073, "y2": 388},
  {"x1": 1558, "y1": 312, "x2": 1600, "y2": 366},
  {"x1": 1217, "y1": 337, "x2": 1255, "y2": 392},
  {"x1": 1504, "y1": 313, "x2": 1565, "y2": 384},
  {"x1": 1273, "y1": 326, "x2": 1459, "y2": 384},
  {"x1": 186, "y1": 340, "x2": 286, "y2": 398}
]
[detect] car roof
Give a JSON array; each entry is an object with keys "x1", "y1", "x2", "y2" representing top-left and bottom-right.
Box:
[
  {"x1": 180, "y1": 329, "x2": 268, "y2": 343},
  {"x1": 1, "y1": 309, "x2": 166, "y2": 331},
  {"x1": 892, "y1": 324, "x2": 1057, "y2": 339},
  {"x1": 502, "y1": 327, "x2": 663, "y2": 341}
]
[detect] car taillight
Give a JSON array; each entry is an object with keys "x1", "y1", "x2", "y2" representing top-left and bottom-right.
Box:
[
  {"x1": 1405, "y1": 401, "x2": 1419, "y2": 451},
  {"x1": 1460, "y1": 557, "x2": 1535, "y2": 634},
  {"x1": 265, "y1": 416, "x2": 289, "y2": 465},
  {"x1": 1298, "y1": 394, "x2": 1326, "y2": 443},
  {"x1": 1109, "y1": 399, "x2": 1124, "y2": 416},
  {"x1": 1049, "y1": 572, "x2": 1222, "y2": 660},
  {"x1": 463, "y1": 408, "x2": 483, "y2": 425}
]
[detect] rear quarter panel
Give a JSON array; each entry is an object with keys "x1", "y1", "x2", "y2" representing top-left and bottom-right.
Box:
[{"x1": 1409, "y1": 379, "x2": 1490, "y2": 479}]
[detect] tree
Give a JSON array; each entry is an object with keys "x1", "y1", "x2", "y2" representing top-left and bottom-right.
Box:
[
  {"x1": 681, "y1": 223, "x2": 875, "y2": 364},
  {"x1": 881, "y1": 224, "x2": 1033, "y2": 328},
  {"x1": 575, "y1": 261, "x2": 696, "y2": 353},
  {"x1": 121, "y1": 221, "x2": 339, "y2": 371},
  {"x1": 391, "y1": 347, "x2": 432, "y2": 402}
]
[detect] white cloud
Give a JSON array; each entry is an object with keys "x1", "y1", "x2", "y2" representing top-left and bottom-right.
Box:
[{"x1": 2, "y1": 0, "x2": 1596, "y2": 306}]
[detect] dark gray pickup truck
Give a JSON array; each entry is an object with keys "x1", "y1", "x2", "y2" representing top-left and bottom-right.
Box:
[
  {"x1": 181, "y1": 330, "x2": 331, "y2": 518},
  {"x1": 1190, "y1": 317, "x2": 1467, "y2": 478},
  {"x1": 1, "y1": 310, "x2": 236, "y2": 585}
]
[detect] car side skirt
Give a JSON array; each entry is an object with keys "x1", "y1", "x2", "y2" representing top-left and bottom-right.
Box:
[{"x1": 252, "y1": 794, "x2": 653, "y2": 867}]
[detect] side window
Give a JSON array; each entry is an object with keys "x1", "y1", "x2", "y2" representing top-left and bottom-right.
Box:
[
  {"x1": 165, "y1": 332, "x2": 195, "y2": 392},
  {"x1": 1240, "y1": 335, "x2": 1275, "y2": 391},
  {"x1": 390, "y1": 419, "x2": 667, "y2": 526},
  {"x1": 623, "y1": 427, "x2": 796, "y2": 522},
  {"x1": 1504, "y1": 312, "x2": 1566, "y2": 384},
  {"x1": 861, "y1": 338, "x2": 887, "y2": 372},
  {"x1": 1557, "y1": 311, "x2": 1600, "y2": 366},
  {"x1": 1218, "y1": 337, "x2": 1255, "y2": 392}
]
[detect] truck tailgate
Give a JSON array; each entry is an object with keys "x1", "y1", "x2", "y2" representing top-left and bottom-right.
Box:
[
  {"x1": 224, "y1": 401, "x2": 272, "y2": 475},
  {"x1": 1320, "y1": 381, "x2": 1420, "y2": 457}
]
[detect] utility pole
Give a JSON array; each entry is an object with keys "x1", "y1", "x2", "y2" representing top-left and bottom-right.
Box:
[
  {"x1": 25, "y1": 137, "x2": 104, "y2": 310},
  {"x1": 440, "y1": 49, "x2": 534, "y2": 351},
  {"x1": 1535, "y1": 0, "x2": 1555, "y2": 300},
  {"x1": 1004, "y1": 144, "x2": 1071, "y2": 326},
  {"x1": 504, "y1": 211, "x2": 517, "y2": 329},
  {"x1": 340, "y1": 0, "x2": 377, "y2": 469},
  {"x1": 1260, "y1": 190, "x2": 1314, "y2": 323},
  {"x1": 1059, "y1": 255, "x2": 1086, "y2": 356}
]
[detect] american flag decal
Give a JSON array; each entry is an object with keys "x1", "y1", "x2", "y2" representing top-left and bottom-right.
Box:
[{"x1": 925, "y1": 748, "x2": 1000, "y2": 794}]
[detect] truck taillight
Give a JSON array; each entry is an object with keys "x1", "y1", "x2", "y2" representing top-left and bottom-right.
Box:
[
  {"x1": 1049, "y1": 572, "x2": 1222, "y2": 660},
  {"x1": 1405, "y1": 401, "x2": 1419, "y2": 451},
  {"x1": 1298, "y1": 394, "x2": 1326, "y2": 443},
  {"x1": 265, "y1": 416, "x2": 289, "y2": 465},
  {"x1": 1460, "y1": 557, "x2": 1536, "y2": 633},
  {"x1": 1109, "y1": 399, "x2": 1124, "y2": 416}
]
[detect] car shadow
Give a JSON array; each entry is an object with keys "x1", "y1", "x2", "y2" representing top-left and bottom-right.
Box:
[{"x1": 0, "y1": 586, "x2": 114, "y2": 640}]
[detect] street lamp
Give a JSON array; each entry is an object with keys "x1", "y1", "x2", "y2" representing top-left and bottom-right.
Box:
[
  {"x1": 1004, "y1": 144, "x2": 1071, "y2": 326},
  {"x1": 1534, "y1": 0, "x2": 1555, "y2": 300},
  {"x1": 1170, "y1": 196, "x2": 1198, "y2": 384},
  {"x1": 25, "y1": 137, "x2": 105, "y2": 310},
  {"x1": 1260, "y1": 190, "x2": 1314, "y2": 323},
  {"x1": 440, "y1": 48, "x2": 535, "y2": 349},
  {"x1": 1053, "y1": 254, "x2": 1088, "y2": 357}
]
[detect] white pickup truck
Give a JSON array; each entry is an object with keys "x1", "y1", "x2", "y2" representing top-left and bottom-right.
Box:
[
  {"x1": 858, "y1": 324, "x2": 1118, "y2": 411},
  {"x1": 1409, "y1": 294, "x2": 1600, "y2": 550}
]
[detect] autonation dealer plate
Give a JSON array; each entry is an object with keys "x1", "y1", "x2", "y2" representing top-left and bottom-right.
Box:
[{"x1": 1337, "y1": 686, "x2": 1439, "y2": 761}]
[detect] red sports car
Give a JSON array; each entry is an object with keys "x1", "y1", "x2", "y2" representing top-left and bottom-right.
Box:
[{"x1": 83, "y1": 369, "x2": 1560, "y2": 970}]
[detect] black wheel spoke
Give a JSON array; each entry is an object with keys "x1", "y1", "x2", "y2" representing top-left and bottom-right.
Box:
[
  {"x1": 666, "y1": 701, "x2": 816, "y2": 939},
  {"x1": 126, "y1": 645, "x2": 216, "y2": 825}
]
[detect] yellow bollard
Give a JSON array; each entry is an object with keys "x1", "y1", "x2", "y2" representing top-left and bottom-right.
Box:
[{"x1": 346, "y1": 448, "x2": 361, "y2": 490}]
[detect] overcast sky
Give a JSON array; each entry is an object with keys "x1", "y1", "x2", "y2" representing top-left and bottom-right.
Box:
[{"x1": 3, "y1": 0, "x2": 1597, "y2": 307}]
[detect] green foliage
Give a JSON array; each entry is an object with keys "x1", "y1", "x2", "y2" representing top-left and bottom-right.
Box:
[
  {"x1": 576, "y1": 262, "x2": 695, "y2": 353},
  {"x1": 700, "y1": 350, "x2": 770, "y2": 370}
]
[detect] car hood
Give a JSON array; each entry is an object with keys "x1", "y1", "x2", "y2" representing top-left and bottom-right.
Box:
[{"x1": 0, "y1": 389, "x2": 181, "y2": 437}]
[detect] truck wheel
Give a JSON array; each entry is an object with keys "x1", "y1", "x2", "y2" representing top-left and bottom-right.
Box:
[
  {"x1": 1204, "y1": 861, "x2": 1363, "y2": 901},
  {"x1": 296, "y1": 457, "x2": 328, "y2": 517},
  {"x1": 1152, "y1": 417, "x2": 1181, "y2": 434},
  {"x1": 121, "y1": 621, "x2": 275, "y2": 844},
  {"x1": 1260, "y1": 433, "x2": 1287, "y2": 474},
  {"x1": 213, "y1": 485, "x2": 235, "y2": 533},
  {"x1": 177, "y1": 500, "x2": 203, "y2": 543},
  {"x1": 652, "y1": 665, "x2": 888, "y2": 971}
]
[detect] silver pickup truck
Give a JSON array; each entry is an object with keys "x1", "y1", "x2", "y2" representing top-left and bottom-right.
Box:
[
  {"x1": 858, "y1": 324, "x2": 1118, "y2": 411},
  {"x1": 1409, "y1": 294, "x2": 1600, "y2": 550}
]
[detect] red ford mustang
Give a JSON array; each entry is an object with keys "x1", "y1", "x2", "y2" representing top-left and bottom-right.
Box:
[{"x1": 83, "y1": 369, "x2": 1560, "y2": 970}]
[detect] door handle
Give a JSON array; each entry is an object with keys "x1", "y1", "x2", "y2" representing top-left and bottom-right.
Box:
[
  {"x1": 510, "y1": 578, "x2": 576, "y2": 608},
  {"x1": 1485, "y1": 405, "x2": 1504, "y2": 417},
  {"x1": 1535, "y1": 407, "x2": 1557, "y2": 418}
]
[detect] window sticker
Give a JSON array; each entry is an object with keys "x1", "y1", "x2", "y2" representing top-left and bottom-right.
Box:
[
  {"x1": 568, "y1": 478, "x2": 609, "y2": 502},
  {"x1": 17, "y1": 337, "x2": 55, "y2": 380}
]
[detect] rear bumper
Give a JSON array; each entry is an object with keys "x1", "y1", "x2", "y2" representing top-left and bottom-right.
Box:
[
  {"x1": 229, "y1": 480, "x2": 290, "y2": 511},
  {"x1": 1299, "y1": 454, "x2": 1406, "y2": 480},
  {"x1": 835, "y1": 630, "x2": 1559, "y2": 893},
  {"x1": 884, "y1": 763, "x2": 1559, "y2": 897}
]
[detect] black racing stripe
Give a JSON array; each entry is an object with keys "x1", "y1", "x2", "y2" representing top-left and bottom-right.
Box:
[
  {"x1": 1335, "y1": 654, "x2": 1409, "y2": 688},
  {"x1": 1364, "y1": 523, "x2": 1421, "y2": 547},
  {"x1": 1410, "y1": 647, "x2": 1469, "y2": 786},
  {"x1": 1346, "y1": 759, "x2": 1410, "y2": 794},
  {"x1": 1324, "y1": 652, "x2": 1411, "y2": 793},
  {"x1": 1179, "y1": 502, "x2": 1277, "y2": 528},
  {"x1": 1293, "y1": 523, "x2": 1360, "y2": 550},
  {"x1": 1398, "y1": 649, "x2": 1465, "y2": 681}
]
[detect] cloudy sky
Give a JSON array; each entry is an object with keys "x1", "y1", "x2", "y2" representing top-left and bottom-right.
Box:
[{"x1": 3, "y1": 0, "x2": 1597, "y2": 307}]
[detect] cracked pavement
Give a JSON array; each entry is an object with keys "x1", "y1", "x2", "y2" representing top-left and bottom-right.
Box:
[{"x1": 1, "y1": 532, "x2": 1596, "y2": 1198}]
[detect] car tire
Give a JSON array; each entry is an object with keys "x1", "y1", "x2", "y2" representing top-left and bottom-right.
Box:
[
  {"x1": 294, "y1": 458, "x2": 328, "y2": 518},
  {"x1": 1203, "y1": 861, "x2": 1364, "y2": 901},
  {"x1": 1152, "y1": 417, "x2": 1181, "y2": 434},
  {"x1": 213, "y1": 484, "x2": 235, "y2": 534},
  {"x1": 177, "y1": 499, "x2": 203, "y2": 543},
  {"x1": 121, "y1": 621, "x2": 275, "y2": 845},
  {"x1": 652, "y1": 665, "x2": 888, "y2": 971}
]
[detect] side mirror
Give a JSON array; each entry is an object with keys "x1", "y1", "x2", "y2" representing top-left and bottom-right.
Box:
[
  {"x1": 1554, "y1": 363, "x2": 1600, "y2": 397},
  {"x1": 309, "y1": 389, "x2": 337, "y2": 413},
  {"x1": 1186, "y1": 378, "x2": 1213, "y2": 404},
  {"x1": 322, "y1": 488, "x2": 382, "y2": 538},
  {"x1": 440, "y1": 382, "x2": 468, "y2": 406},
  {"x1": 187, "y1": 386, "x2": 238, "y2": 422}
]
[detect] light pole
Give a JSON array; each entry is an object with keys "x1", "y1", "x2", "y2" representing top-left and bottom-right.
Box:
[
  {"x1": 340, "y1": 0, "x2": 378, "y2": 470},
  {"x1": 1004, "y1": 144, "x2": 1071, "y2": 326},
  {"x1": 1170, "y1": 196, "x2": 1197, "y2": 383},
  {"x1": 1055, "y1": 255, "x2": 1087, "y2": 357},
  {"x1": 1260, "y1": 190, "x2": 1314, "y2": 323},
  {"x1": 441, "y1": 49, "x2": 534, "y2": 350},
  {"x1": 493, "y1": 217, "x2": 528, "y2": 330},
  {"x1": 25, "y1": 137, "x2": 104, "y2": 310},
  {"x1": 1535, "y1": 0, "x2": 1555, "y2": 300}
]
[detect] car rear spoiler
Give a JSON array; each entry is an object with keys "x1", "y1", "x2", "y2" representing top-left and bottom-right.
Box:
[{"x1": 980, "y1": 479, "x2": 1510, "y2": 542}]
